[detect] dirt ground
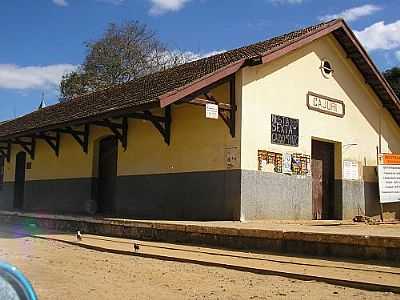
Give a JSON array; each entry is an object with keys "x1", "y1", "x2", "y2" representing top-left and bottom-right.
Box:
[{"x1": 0, "y1": 231, "x2": 398, "y2": 299}]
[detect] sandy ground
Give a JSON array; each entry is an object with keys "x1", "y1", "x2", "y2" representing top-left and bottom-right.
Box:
[{"x1": 0, "y1": 230, "x2": 398, "y2": 299}]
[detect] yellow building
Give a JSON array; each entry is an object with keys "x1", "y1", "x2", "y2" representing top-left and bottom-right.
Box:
[{"x1": 0, "y1": 19, "x2": 399, "y2": 220}]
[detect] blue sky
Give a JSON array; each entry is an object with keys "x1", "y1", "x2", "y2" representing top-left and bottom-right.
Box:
[{"x1": 0, "y1": 0, "x2": 399, "y2": 121}]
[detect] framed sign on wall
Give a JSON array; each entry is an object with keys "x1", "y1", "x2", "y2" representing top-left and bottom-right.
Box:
[
  {"x1": 271, "y1": 114, "x2": 299, "y2": 147},
  {"x1": 307, "y1": 92, "x2": 345, "y2": 118},
  {"x1": 378, "y1": 153, "x2": 400, "y2": 203}
]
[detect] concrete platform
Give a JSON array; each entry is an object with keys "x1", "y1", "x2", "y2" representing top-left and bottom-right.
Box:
[{"x1": 1, "y1": 210, "x2": 399, "y2": 262}]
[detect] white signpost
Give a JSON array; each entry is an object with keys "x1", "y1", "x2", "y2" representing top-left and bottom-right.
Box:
[
  {"x1": 205, "y1": 103, "x2": 219, "y2": 119},
  {"x1": 378, "y1": 154, "x2": 400, "y2": 204}
]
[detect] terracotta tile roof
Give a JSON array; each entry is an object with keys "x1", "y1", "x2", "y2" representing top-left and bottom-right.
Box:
[{"x1": 0, "y1": 19, "x2": 393, "y2": 139}]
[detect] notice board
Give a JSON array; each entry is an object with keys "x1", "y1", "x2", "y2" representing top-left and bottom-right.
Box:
[
  {"x1": 343, "y1": 160, "x2": 359, "y2": 180},
  {"x1": 271, "y1": 114, "x2": 299, "y2": 147},
  {"x1": 378, "y1": 154, "x2": 400, "y2": 203}
]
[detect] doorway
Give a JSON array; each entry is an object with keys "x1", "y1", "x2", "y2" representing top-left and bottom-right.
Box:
[
  {"x1": 312, "y1": 140, "x2": 335, "y2": 220},
  {"x1": 14, "y1": 151, "x2": 26, "y2": 210},
  {"x1": 97, "y1": 136, "x2": 118, "y2": 214}
]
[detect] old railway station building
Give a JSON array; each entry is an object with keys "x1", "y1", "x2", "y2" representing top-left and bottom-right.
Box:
[{"x1": 0, "y1": 19, "x2": 399, "y2": 221}]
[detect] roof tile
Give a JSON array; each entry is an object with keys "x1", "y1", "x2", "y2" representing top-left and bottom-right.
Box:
[{"x1": 0, "y1": 20, "x2": 339, "y2": 138}]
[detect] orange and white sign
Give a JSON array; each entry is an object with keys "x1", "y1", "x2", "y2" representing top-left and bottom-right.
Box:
[
  {"x1": 378, "y1": 154, "x2": 400, "y2": 165},
  {"x1": 378, "y1": 153, "x2": 400, "y2": 203}
]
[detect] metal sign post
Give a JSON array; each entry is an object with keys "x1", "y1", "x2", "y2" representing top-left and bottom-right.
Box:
[{"x1": 377, "y1": 147, "x2": 384, "y2": 222}]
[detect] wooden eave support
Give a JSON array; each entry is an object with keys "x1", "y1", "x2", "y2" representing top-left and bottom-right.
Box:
[
  {"x1": 93, "y1": 118, "x2": 128, "y2": 150},
  {"x1": 0, "y1": 142, "x2": 11, "y2": 162},
  {"x1": 34, "y1": 132, "x2": 61, "y2": 156},
  {"x1": 190, "y1": 98, "x2": 232, "y2": 111},
  {"x1": 11, "y1": 138, "x2": 35, "y2": 160},
  {"x1": 229, "y1": 76, "x2": 236, "y2": 138},
  {"x1": 127, "y1": 107, "x2": 171, "y2": 145},
  {"x1": 187, "y1": 76, "x2": 236, "y2": 138},
  {"x1": 56, "y1": 125, "x2": 90, "y2": 154}
]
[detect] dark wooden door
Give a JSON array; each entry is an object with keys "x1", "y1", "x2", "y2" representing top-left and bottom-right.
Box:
[
  {"x1": 14, "y1": 151, "x2": 26, "y2": 210},
  {"x1": 312, "y1": 140, "x2": 334, "y2": 220},
  {"x1": 97, "y1": 136, "x2": 118, "y2": 214}
]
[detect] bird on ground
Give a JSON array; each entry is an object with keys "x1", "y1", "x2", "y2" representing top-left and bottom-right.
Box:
[
  {"x1": 76, "y1": 231, "x2": 82, "y2": 241},
  {"x1": 133, "y1": 242, "x2": 140, "y2": 253}
]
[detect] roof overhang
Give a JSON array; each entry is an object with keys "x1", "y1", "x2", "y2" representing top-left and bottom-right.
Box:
[
  {"x1": 159, "y1": 19, "x2": 400, "y2": 126},
  {"x1": 159, "y1": 59, "x2": 246, "y2": 108}
]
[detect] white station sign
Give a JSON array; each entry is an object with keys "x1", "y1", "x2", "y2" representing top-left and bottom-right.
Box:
[
  {"x1": 205, "y1": 103, "x2": 219, "y2": 119},
  {"x1": 378, "y1": 154, "x2": 400, "y2": 203},
  {"x1": 307, "y1": 92, "x2": 345, "y2": 118}
]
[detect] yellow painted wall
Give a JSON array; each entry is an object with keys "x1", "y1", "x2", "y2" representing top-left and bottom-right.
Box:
[
  {"x1": 5, "y1": 33, "x2": 397, "y2": 186},
  {"x1": 240, "y1": 34, "x2": 400, "y2": 181},
  {"x1": 3, "y1": 82, "x2": 241, "y2": 182},
  {"x1": 4, "y1": 127, "x2": 109, "y2": 182}
]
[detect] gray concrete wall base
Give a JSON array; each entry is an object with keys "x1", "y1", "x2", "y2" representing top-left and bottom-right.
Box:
[
  {"x1": 0, "y1": 171, "x2": 242, "y2": 221},
  {"x1": 0, "y1": 183, "x2": 15, "y2": 210},
  {"x1": 241, "y1": 170, "x2": 312, "y2": 220},
  {"x1": 338, "y1": 179, "x2": 366, "y2": 220},
  {"x1": 23, "y1": 178, "x2": 94, "y2": 214},
  {"x1": 115, "y1": 170, "x2": 241, "y2": 221},
  {"x1": 1, "y1": 170, "x2": 399, "y2": 221},
  {"x1": 338, "y1": 180, "x2": 400, "y2": 220},
  {"x1": 364, "y1": 181, "x2": 400, "y2": 219}
]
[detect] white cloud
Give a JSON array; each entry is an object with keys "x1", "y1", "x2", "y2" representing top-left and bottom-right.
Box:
[
  {"x1": 270, "y1": 0, "x2": 304, "y2": 4},
  {"x1": 96, "y1": 0, "x2": 125, "y2": 5},
  {"x1": 355, "y1": 20, "x2": 400, "y2": 51},
  {"x1": 53, "y1": 0, "x2": 125, "y2": 6},
  {"x1": 52, "y1": 0, "x2": 68, "y2": 7},
  {"x1": 149, "y1": 0, "x2": 190, "y2": 15},
  {"x1": 0, "y1": 64, "x2": 77, "y2": 90},
  {"x1": 319, "y1": 4, "x2": 382, "y2": 22},
  {"x1": 183, "y1": 50, "x2": 226, "y2": 61},
  {"x1": 158, "y1": 49, "x2": 225, "y2": 68}
]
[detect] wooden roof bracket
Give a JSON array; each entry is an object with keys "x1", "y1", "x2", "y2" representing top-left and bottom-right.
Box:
[
  {"x1": 145, "y1": 107, "x2": 171, "y2": 145},
  {"x1": 164, "y1": 106, "x2": 172, "y2": 145},
  {"x1": 127, "y1": 107, "x2": 171, "y2": 145},
  {"x1": 56, "y1": 125, "x2": 90, "y2": 154},
  {"x1": 11, "y1": 137, "x2": 36, "y2": 160},
  {"x1": 93, "y1": 118, "x2": 128, "y2": 151},
  {"x1": 34, "y1": 132, "x2": 61, "y2": 157},
  {"x1": 190, "y1": 76, "x2": 236, "y2": 138},
  {"x1": 229, "y1": 75, "x2": 236, "y2": 138},
  {"x1": 0, "y1": 142, "x2": 11, "y2": 162}
]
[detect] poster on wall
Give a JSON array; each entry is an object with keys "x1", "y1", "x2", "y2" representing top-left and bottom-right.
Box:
[
  {"x1": 282, "y1": 153, "x2": 292, "y2": 174},
  {"x1": 271, "y1": 114, "x2": 299, "y2": 147},
  {"x1": 224, "y1": 147, "x2": 239, "y2": 169},
  {"x1": 343, "y1": 160, "x2": 359, "y2": 180},
  {"x1": 378, "y1": 154, "x2": 400, "y2": 203}
]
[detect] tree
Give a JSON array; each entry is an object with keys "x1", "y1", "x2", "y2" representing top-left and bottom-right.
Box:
[
  {"x1": 383, "y1": 67, "x2": 400, "y2": 99},
  {"x1": 60, "y1": 21, "x2": 189, "y2": 100}
]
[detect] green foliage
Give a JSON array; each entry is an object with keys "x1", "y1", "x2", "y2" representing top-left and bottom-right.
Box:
[
  {"x1": 60, "y1": 21, "x2": 188, "y2": 101},
  {"x1": 60, "y1": 68, "x2": 91, "y2": 99},
  {"x1": 383, "y1": 67, "x2": 400, "y2": 98}
]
